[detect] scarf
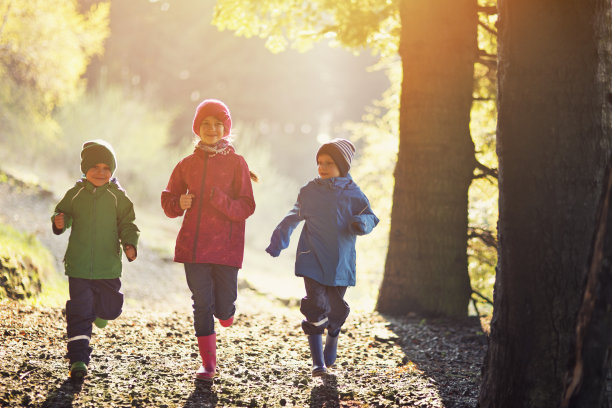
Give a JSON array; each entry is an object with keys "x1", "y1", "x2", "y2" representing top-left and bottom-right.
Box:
[{"x1": 196, "y1": 138, "x2": 232, "y2": 156}]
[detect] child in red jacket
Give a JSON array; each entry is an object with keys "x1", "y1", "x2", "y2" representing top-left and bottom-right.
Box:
[{"x1": 161, "y1": 99, "x2": 256, "y2": 382}]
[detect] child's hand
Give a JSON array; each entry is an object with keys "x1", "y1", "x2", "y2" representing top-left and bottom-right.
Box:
[
  {"x1": 54, "y1": 213, "x2": 65, "y2": 230},
  {"x1": 265, "y1": 245, "x2": 280, "y2": 257},
  {"x1": 180, "y1": 194, "x2": 194, "y2": 210},
  {"x1": 351, "y1": 222, "x2": 364, "y2": 234},
  {"x1": 124, "y1": 244, "x2": 137, "y2": 261}
]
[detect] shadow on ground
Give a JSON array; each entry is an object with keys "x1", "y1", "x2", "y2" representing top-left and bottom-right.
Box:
[
  {"x1": 41, "y1": 377, "x2": 80, "y2": 408},
  {"x1": 385, "y1": 314, "x2": 487, "y2": 407}
]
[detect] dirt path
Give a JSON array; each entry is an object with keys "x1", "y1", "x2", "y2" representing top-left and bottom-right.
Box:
[
  {"x1": 0, "y1": 172, "x2": 487, "y2": 407},
  {"x1": 0, "y1": 300, "x2": 485, "y2": 407}
]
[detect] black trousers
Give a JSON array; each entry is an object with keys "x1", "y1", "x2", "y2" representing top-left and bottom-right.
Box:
[
  {"x1": 300, "y1": 277, "x2": 350, "y2": 336},
  {"x1": 184, "y1": 263, "x2": 238, "y2": 337},
  {"x1": 66, "y1": 277, "x2": 123, "y2": 364}
]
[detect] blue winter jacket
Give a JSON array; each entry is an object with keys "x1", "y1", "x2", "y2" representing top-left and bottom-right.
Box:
[{"x1": 266, "y1": 175, "x2": 379, "y2": 287}]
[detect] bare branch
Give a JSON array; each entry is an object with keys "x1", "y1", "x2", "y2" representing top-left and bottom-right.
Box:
[
  {"x1": 472, "y1": 289, "x2": 494, "y2": 305},
  {"x1": 473, "y1": 160, "x2": 498, "y2": 182},
  {"x1": 478, "y1": 20, "x2": 497, "y2": 37},
  {"x1": 478, "y1": 49, "x2": 497, "y2": 60},
  {"x1": 477, "y1": 6, "x2": 498, "y2": 15},
  {"x1": 468, "y1": 226, "x2": 498, "y2": 249},
  {"x1": 471, "y1": 297, "x2": 481, "y2": 316}
]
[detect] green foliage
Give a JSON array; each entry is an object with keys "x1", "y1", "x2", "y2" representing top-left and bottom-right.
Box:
[
  {"x1": 468, "y1": 0, "x2": 498, "y2": 313},
  {"x1": 474, "y1": 1, "x2": 497, "y2": 102},
  {"x1": 213, "y1": 0, "x2": 399, "y2": 56},
  {"x1": 0, "y1": 222, "x2": 55, "y2": 301},
  {"x1": 0, "y1": 0, "x2": 109, "y2": 117}
]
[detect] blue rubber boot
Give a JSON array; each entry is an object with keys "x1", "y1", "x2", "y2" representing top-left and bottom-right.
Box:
[
  {"x1": 324, "y1": 333, "x2": 339, "y2": 367},
  {"x1": 307, "y1": 334, "x2": 327, "y2": 377}
]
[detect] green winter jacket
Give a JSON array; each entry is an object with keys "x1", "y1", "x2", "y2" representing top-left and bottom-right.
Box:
[{"x1": 52, "y1": 178, "x2": 139, "y2": 279}]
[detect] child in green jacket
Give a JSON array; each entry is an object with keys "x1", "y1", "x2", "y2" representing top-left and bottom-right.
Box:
[{"x1": 52, "y1": 139, "x2": 139, "y2": 382}]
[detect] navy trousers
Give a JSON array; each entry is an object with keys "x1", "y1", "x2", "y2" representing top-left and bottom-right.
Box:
[
  {"x1": 66, "y1": 277, "x2": 123, "y2": 364},
  {"x1": 300, "y1": 277, "x2": 350, "y2": 336},
  {"x1": 184, "y1": 263, "x2": 238, "y2": 337}
]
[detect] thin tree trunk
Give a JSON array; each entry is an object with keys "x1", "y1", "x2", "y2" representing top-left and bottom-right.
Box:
[
  {"x1": 376, "y1": 0, "x2": 477, "y2": 317},
  {"x1": 479, "y1": 1, "x2": 612, "y2": 406}
]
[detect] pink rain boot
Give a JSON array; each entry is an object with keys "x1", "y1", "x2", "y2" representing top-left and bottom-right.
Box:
[
  {"x1": 219, "y1": 316, "x2": 234, "y2": 327},
  {"x1": 195, "y1": 334, "x2": 216, "y2": 381}
]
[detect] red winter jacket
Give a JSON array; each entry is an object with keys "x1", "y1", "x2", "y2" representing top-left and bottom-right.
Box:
[{"x1": 161, "y1": 146, "x2": 255, "y2": 267}]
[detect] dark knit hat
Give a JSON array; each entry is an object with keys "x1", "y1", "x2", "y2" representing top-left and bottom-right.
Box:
[
  {"x1": 80, "y1": 139, "x2": 117, "y2": 175},
  {"x1": 192, "y1": 99, "x2": 232, "y2": 137},
  {"x1": 316, "y1": 138, "x2": 356, "y2": 177}
]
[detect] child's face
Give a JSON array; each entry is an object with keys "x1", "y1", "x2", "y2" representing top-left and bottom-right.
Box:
[
  {"x1": 86, "y1": 163, "x2": 112, "y2": 187},
  {"x1": 317, "y1": 153, "x2": 341, "y2": 179},
  {"x1": 199, "y1": 116, "x2": 224, "y2": 145}
]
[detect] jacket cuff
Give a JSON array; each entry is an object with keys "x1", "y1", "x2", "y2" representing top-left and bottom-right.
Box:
[{"x1": 52, "y1": 222, "x2": 64, "y2": 235}]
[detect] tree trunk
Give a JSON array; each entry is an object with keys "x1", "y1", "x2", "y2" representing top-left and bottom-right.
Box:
[
  {"x1": 479, "y1": 1, "x2": 612, "y2": 406},
  {"x1": 560, "y1": 156, "x2": 612, "y2": 407},
  {"x1": 376, "y1": 0, "x2": 477, "y2": 317}
]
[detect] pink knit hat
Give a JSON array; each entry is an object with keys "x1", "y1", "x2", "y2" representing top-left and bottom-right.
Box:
[{"x1": 192, "y1": 99, "x2": 232, "y2": 137}]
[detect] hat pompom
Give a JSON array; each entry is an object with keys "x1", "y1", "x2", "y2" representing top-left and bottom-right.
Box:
[{"x1": 192, "y1": 99, "x2": 232, "y2": 137}]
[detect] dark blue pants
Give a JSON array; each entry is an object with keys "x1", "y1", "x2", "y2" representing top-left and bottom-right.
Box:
[
  {"x1": 300, "y1": 277, "x2": 350, "y2": 336},
  {"x1": 184, "y1": 263, "x2": 238, "y2": 337},
  {"x1": 66, "y1": 277, "x2": 123, "y2": 364}
]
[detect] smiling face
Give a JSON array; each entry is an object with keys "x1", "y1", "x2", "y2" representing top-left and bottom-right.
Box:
[
  {"x1": 85, "y1": 163, "x2": 112, "y2": 187},
  {"x1": 198, "y1": 115, "x2": 225, "y2": 145},
  {"x1": 317, "y1": 153, "x2": 341, "y2": 179}
]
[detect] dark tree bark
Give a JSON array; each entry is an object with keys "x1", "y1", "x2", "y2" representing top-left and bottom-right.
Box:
[
  {"x1": 561, "y1": 157, "x2": 612, "y2": 408},
  {"x1": 376, "y1": 0, "x2": 477, "y2": 317},
  {"x1": 479, "y1": 1, "x2": 612, "y2": 406}
]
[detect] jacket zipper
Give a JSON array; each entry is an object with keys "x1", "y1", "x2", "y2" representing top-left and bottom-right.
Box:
[
  {"x1": 192, "y1": 154, "x2": 209, "y2": 262},
  {"x1": 91, "y1": 187, "x2": 96, "y2": 278}
]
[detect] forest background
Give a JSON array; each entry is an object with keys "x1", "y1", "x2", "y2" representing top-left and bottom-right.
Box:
[{"x1": 0, "y1": 0, "x2": 498, "y2": 313}]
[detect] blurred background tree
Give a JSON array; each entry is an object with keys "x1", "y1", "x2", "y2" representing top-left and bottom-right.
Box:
[{"x1": 0, "y1": 0, "x2": 109, "y2": 148}]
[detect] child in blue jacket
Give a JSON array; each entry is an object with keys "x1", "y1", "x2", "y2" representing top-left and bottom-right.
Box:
[{"x1": 266, "y1": 138, "x2": 379, "y2": 376}]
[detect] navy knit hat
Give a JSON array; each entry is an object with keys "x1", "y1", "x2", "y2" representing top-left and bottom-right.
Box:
[
  {"x1": 316, "y1": 138, "x2": 356, "y2": 177},
  {"x1": 80, "y1": 139, "x2": 117, "y2": 175},
  {"x1": 192, "y1": 99, "x2": 232, "y2": 137}
]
